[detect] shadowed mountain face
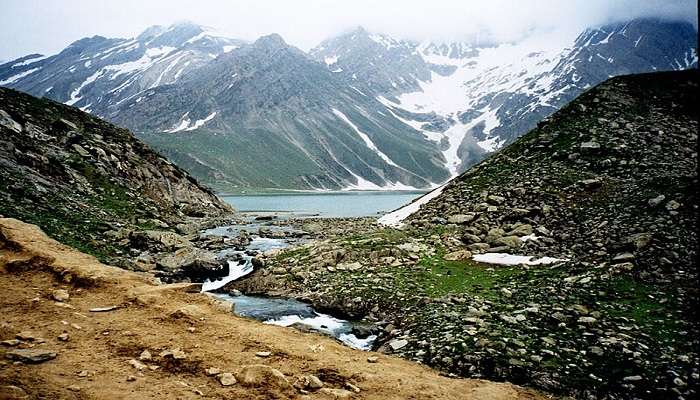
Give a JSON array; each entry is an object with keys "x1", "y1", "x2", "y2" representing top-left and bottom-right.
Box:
[
  {"x1": 1, "y1": 19, "x2": 697, "y2": 190},
  {"x1": 0, "y1": 87, "x2": 232, "y2": 261}
]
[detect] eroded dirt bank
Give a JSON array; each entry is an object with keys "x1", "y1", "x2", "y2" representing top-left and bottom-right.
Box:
[{"x1": 0, "y1": 218, "x2": 546, "y2": 400}]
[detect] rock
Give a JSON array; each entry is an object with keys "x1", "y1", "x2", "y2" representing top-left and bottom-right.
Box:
[
  {"x1": 447, "y1": 214, "x2": 475, "y2": 224},
  {"x1": 218, "y1": 372, "x2": 237, "y2": 386},
  {"x1": 5, "y1": 349, "x2": 57, "y2": 363},
  {"x1": 577, "y1": 316, "x2": 597, "y2": 325},
  {"x1": 236, "y1": 365, "x2": 292, "y2": 390},
  {"x1": 494, "y1": 236, "x2": 522, "y2": 249},
  {"x1": 1, "y1": 339, "x2": 20, "y2": 346},
  {"x1": 623, "y1": 375, "x2": 643, "y2": 382},
  {"x1": 139, "y1": 350, "x2": 152, "y2": 361},
  {"x1": 126, "y1": 375, "x2": 137, "y2": 382},
  {"x1": 57, "y1": 333, "x2": 70, "y2": 342},
  {"x1": 159, "y1": 348, "x2": 186, "y2": 359},
  {"x1": 389, "y1": 339, "x2": 408, "y2": 351},
  {"x1": 52, "y1": 289, "x2": 70, "y2": 302},
  {"x1": 0, "y1": 110, "x2": 22, "y2": 133},
  {"x1": 443, "y1": 250, "x2": 472, "y2": 261},
  {"x1": 580, "y1": 141, "x2": 601, "y2": 152},
  {"x1": 367, "y1": 356, "x2": 379, "y2": 363},
  {"x1": 624, "y1": 232, "x2": 652, "y2": 250},
  {"x1": 128, "y1": 359, "x2": 147, "y2": 371},
  {"x1": 88, "y1": 306, "x2": 118, "y2": 312},
  {"x1": 665, "y1": 200, "x2": 681, "y2": 210},
  {"x1": 255, "y1": 351, "x2": 272, "y2": 358},
  {"x1": 507, "y1": 224, "x2": 533, "y2": 236},
  {"x1": 205, "y1": 367, "x2": 221, "y2": 376},
  {"x1": 298, "y1": 374, "x2": 324, "y2": 390},
  {"x1": 461, "y1": 233, "x2": 482, "y2": 244},
  {"x1": 612, "y1": 252, "x2": 635, "y2": 263},
  {"x1": 487, "y1": 195, "x2": 506, "y2": 205},
  {"x1": 170, "y1": 304, "x2": 205, "y2": 320},
  {"x1": 319, "y1": 388, "x2": 354, "y2": 399},
  {"x1": 648, "y1": 195, "x2": 665, "y2": 207},
  {"x1": 467, "y1": 243, "x2": 490, "y2": 252},
  {"x1": 15, "y1": 331, "x2": 40, "y2": 341},
  {"x1": 0, "y1": 385, "x2": 28, "y2": 399}
]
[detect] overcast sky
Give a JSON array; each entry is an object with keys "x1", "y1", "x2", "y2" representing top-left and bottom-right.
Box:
[{"x1": 0, "y1": 0, "x2": 697, "y2": 60}]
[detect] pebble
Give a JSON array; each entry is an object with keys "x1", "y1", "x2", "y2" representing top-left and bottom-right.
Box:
[
  {"x1": 218, "y1": 372, "x2": 237, "y2": 386},
  {"x1": 52, "y1": 289, "x2": 70, "y2": 302}
]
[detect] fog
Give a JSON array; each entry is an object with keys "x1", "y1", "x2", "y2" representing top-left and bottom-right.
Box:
[{"x1": 0, "y1": 0, "x2": 697, "y2": 60}]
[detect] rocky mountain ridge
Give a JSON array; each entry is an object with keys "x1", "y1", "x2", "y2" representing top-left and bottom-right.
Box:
[
  {"x1": 0, "y1": 86, "x2": 232, "y2": 263},
  {"x1": 1, "y1": 19, "x2": 697, "y2": 190}
]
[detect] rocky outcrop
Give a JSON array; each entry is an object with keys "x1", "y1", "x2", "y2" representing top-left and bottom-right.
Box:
[{"x1": 0, "y1": 87, "x2": 232, "y2": 262}]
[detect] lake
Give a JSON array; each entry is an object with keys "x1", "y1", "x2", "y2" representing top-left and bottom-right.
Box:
[{"x1": 220, "y1": 191, "x2": 424, "y2": 218}]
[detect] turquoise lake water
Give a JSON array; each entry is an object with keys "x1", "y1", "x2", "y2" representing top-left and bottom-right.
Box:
[{"x1": 220, "y1": 191, "x2": 424, "y2": 218}]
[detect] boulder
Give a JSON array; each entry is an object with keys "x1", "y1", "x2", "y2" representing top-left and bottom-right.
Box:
[
  {"x1": 444, "y1": 250, "x2": 472, "y2": 261},
  {"x1": 236, "y1": 365, "x2": 292, "y2": 390},
  {"x1": 5, "y1": 349, "x2": 57, "y2": 364},
  {"x1": 447, "y1": 214, "x2": 475, "y2": 224},
  {"x1": 494, "y1": 236, "x2": 523, "y2": 249}
]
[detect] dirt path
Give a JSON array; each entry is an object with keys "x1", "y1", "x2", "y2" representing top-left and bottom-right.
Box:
[{"x1": 0, "y1": 218, "x2": 547, "y2": 400}]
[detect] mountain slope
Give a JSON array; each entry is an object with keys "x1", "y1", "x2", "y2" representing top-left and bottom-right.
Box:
[
  {"x1": 0, "y1": 87, "x2": 232, "y2": 262},
  {"x1": 113, "y1": 34, "x2": 449, "y2": 190},
  {"x1": 0, "y1": 22, "x2": 245, "y2": 116},
  {"x1": 314, "y1": 19, "x2": 698, "y2": 175}
]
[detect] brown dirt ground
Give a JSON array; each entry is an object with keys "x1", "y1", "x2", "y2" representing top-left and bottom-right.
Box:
[{"x1": 0, "y1": 218, "x2": 549, "y2": 400}]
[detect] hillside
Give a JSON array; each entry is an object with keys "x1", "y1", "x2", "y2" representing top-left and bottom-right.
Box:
[
  {"x1": 0, "y1": 87, "x2": 232, "y2": 263},
  {"x1": 0, "y1": 217, "x2": 545, "y2": 400},
  {"x1": 230, "y1": 71, "x2": 698, "y2": 399}
]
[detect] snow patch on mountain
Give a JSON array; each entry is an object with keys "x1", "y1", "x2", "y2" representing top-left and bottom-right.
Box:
[
  {"x1": 333, "y1": 108, "x2": 400, "y2": 168},
  {"x1": 0, "y1": 68, "x2": 41, "y2": 85}
]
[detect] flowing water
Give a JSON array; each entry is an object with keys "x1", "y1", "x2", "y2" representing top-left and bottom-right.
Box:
[{"x1": 198, "y1": 193, "x2": 421, "y2": 350}]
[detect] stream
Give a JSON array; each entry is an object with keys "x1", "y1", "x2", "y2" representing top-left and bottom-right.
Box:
[{"x1": 197, "y1": 213, "x2": 377, "y2": 350}]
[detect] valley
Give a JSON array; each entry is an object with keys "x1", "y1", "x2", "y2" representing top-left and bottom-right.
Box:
[{"x1": 0, "y1": 4, "x2": 698, "y2": 400}]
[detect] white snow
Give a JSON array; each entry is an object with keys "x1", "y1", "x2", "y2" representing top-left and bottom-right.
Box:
[
  {"x1": 165, "y1": 113, "x2": 191, "y2": 133},
  {"x1": 472, "y1": 253, "x2": 567, "y2": 266},
  {"x1": 332, "y1": 108, "x2": 401, "y2": 168},
  {"x1": 332, "y1": 68, "x2": 343, "y2": 73},
  {"x1": 184, "y1": 30, "x2": 218, "y2": 45},
  {"x1": 377, "y1": 183, "x2": 447, "y2": 227},
  {"x1": 66, "y1": 70, "x2": 103, "y2": 106},
  {"x1": 185, "y1": 112, "x2": 217, "y2": 131},
  {"x1": 222, "y1": 45, "x2": 237, "y2": 53},
  {"x1": 11, "y1": 55, "x2": 49, "y2": 68},
  {"x1": 0, "y1": 67, "x2": 41, "y2": 85},
  {"x1": 324, "y1": 55, "x2": 338, "y2": 65},
  {"x1": 104, "y1": 46, "x2": 176, "y2": 80},
  {"x1": 84, "y1": 60, "x2": 92, "y2": 68},
  {"x1": 44, "y1": 86, "x2": 53, "y2": 93},
  {"x1": 375, "y1": 96, "x2": 443, "y2": 142},
  {"x1": 634, "y1": 34, "x2": 644, "y2": 48}
]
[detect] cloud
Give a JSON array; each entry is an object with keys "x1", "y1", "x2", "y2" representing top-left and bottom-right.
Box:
[{"x1": 0, "y1": 0, "x2": 697, "y2": 60}]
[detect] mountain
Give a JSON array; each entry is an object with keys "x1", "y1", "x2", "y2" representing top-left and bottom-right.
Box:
[
  {"x1": 0, "y1": 86, "x2": 232, "y2": 263},
  {"x1": 1, "y1": 19, "x2": 696, "y2": 191},
  {"x1": 313, "y1": 19, "x2": 698, "y2": 175},
  {"x1": 374, "y1": 70, "x2": 698, "y2": 398},
  {"x1": 111, "y1": 34, "x2": 449, "y2": 190},
  {"x1": 0, "y1": 22, "x2": 245, "y2": 116}
]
